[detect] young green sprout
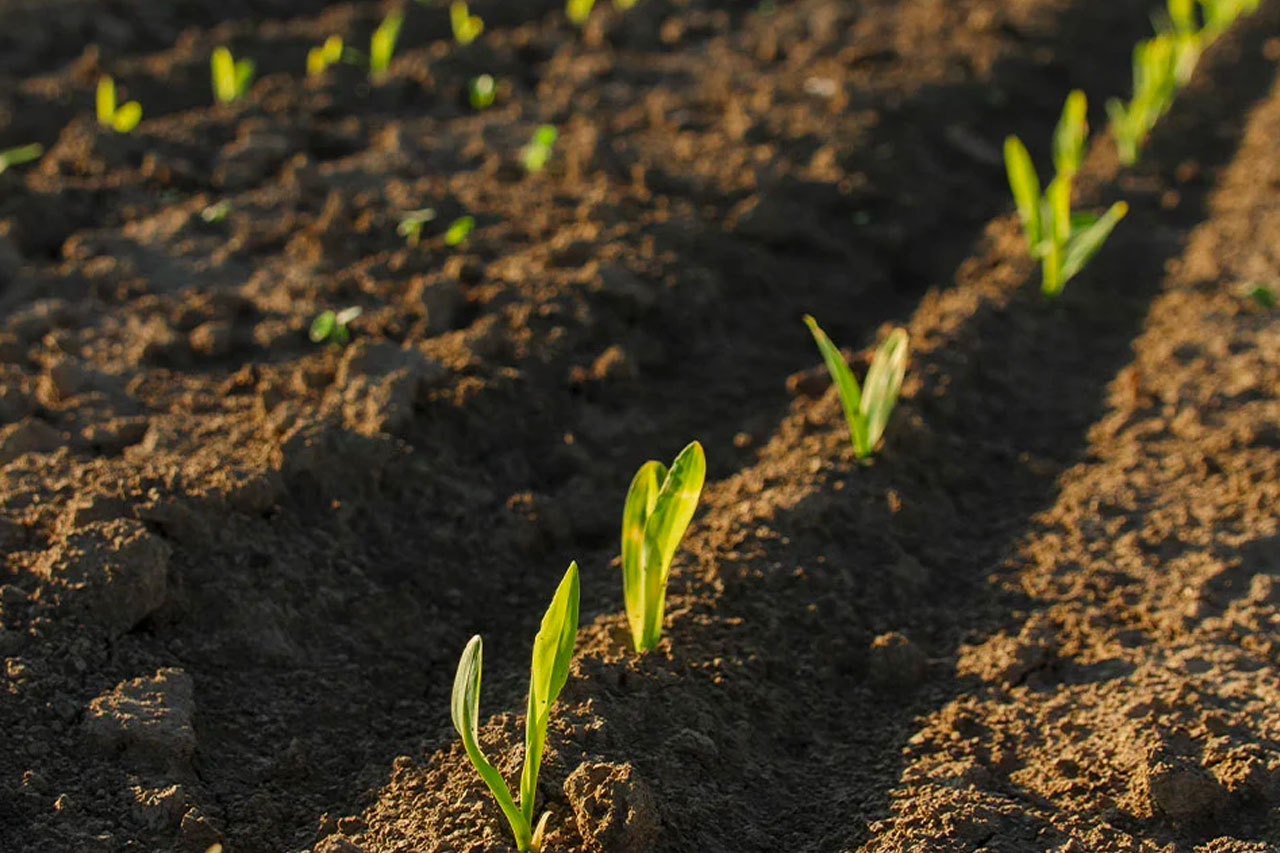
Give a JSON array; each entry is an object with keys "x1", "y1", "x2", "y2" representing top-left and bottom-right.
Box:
[
  {"x1": 621, "y1": 441, "x2": 705, "y2": 652},
  {"x1": 1200, "y1": 0, "x2": 1260, "y2": 38},
  {"x1": 444, "y1": 215, "x2": 475, "y2": 246},
  {"x1": 211, "y1": 47, "x2": 255, "y2": 104},
  {"x1": 521, "y1": 125, "x2": 558, "y2": 173},
  {"x1": 614, "y1": 0, "x2": 639, "y2": 10},
  {"x1": 96, "y1": 77, "x2": 142, "y2": 133},
  {"x1": 469, "y1": 74, "x2": 497, "y2": 110},
  {"x1": 1106, "y1": 36, "x2": 1187, "y2": 166},
  {"x1": 803, "y1": 317, "x2": 908, "y2": 460},
  {"x1": 1004, "y1": 90, "x2": 1129, "y2": 296},
  {"x1": 0, "y1": 143, "x2": 43, "y2": 174},
  {"x1": 566, "y1": 0, "x2": 597, "y2": 26},
  {"x1": 370, "y1": 10, "x2": 404, "y2": 79},
  {"x1": 1239, "y1": 281, "x2": 1277, "y2": 309},
  {"x1": 309, "y1": 306, "x2": 362, "y2": 345},
  {"x1": 397, "y1": 208, "x2": 437, "y2": 246},
  {"x1": 307, "y1": 35, "x2": 345, "y2": 77},
  {"x1": 201, "y1": 199, "x2": 232, "y2": 223},
  {"x1": 450, "y1": 1, "x2": 485, "y2": 45},
  {"x1": 452, "y1": 562, "x2": 580, "y2": 853}
]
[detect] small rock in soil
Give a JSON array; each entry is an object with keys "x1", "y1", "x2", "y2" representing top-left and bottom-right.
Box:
[
  {"x1": 83, "y1": 668, "x2": 197, "y2": 772},
  {"x1": 1142, "y1": 751, "x2": 1226, "y2": 823},
  {"x1": 868, "y1": 631, "x2": 927, "y2": 688},
  {"x1": 35, "y1": 519, "x2": 170, "y2": 637},
  {"x1": 0, "y1": 418, "x2": 63, "y2": 464},
  {"x1": 563, "y1": 761, "x2": 659, "y2": 853}
]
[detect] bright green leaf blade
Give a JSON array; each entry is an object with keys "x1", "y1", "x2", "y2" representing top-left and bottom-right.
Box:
[
  {"x1": 96, "y1": 77, "x2": 116, "y2": 125},
  {"x1": 521, "y1": 562, "x2": 580, "y2": 824},
  {"x1": 803, "y1": 314, "x2": 869, "y2": 457},
  {"x1": 0, "y1": 143, "x2": 44, "y2": 173},
  {"x1": 450, "y1": 635, "x2": 530, "y2": 850},
  {"x1": 567, "y1": 0, "x2": 597, "y2": 25},
  {"x1": 860, "y1": 328, "x2": 909, "y2": 454},
  {"x1": 445, "y1": 215, "x2": 475, "y2": 246},
  {"x1": 621, "y1": 460, "x2": 664, "y2": 647},
  {"x1": 113, "y1": 101, "x2": 142, "y2": 132},
  {"x1": 236, "y1": 59, "x2": 255, "y2": 95},
  {"x1": 1003, "y1": 135, "x2": 1042, "y2": 251},
  {"x1": 211, "y1": 47, "x2": 236, "y2": 102},
  {"x1": 309, "y1": 311, "x2": 336, "y2": 343},
  {"x1": 1060, "y1": 200, "x2": 1128, "y2": 285},
  {"x1": 639, "y1": 440, "x2": 705, "y2": 647},
  {"x1": 1052, "y1": 89, "x2": 1088, "y2": 176}
]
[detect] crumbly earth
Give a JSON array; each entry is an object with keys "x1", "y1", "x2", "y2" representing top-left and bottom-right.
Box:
[{"x1": 0, "y1": 0, "x2": 1278, "y2": 851}]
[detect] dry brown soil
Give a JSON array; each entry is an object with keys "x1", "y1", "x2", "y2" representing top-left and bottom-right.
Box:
[{"x1": 1, "y1": 0, "x2": 1279, "y2": 851}]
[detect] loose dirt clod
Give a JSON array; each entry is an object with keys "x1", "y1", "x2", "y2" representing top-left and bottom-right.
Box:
[
  {"x1": 563, "y1": 761, "x2": 659, "y2": 853},
  {"x1": 83, "y1": 668, "x2": 197, "y2": 772}
]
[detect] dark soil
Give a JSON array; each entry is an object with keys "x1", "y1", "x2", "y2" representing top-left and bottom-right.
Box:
[{"x1": 1, "y1": 0, "x2": 1278, "y2": 851}]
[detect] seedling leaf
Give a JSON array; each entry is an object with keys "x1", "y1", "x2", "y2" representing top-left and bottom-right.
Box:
[
  {"x1": 861, "y1": 328, "x2": 909, "y2": 454},
  {"x1": 0, "y1": 143, "x2": 44, "y2": 174},
  {"x1": 1059, "y1": 200, "x2": 1128, "y2": 286},
  {"x1": 1003, "y1": 135, "x2": 1041, "y2": 251}
]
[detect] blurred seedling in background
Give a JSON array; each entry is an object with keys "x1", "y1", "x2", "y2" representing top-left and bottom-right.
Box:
[
  {"x1": 522, "y1": 125, "x2": 558, "y2": 173},
  {"x1": 309, "y1": 306, "x2": 362, "y2": 345},
  {"x1": 211, "y1": 47, "x2": 255, "y2": 104},
  {"x1": 469, "y1": 74, "x2": 496, "y2": 110},
  {"x1": 397, "y1": 208, "x2": 437, "y2": 246},
  {"x1": 621, "y1": 440, "x2": 705, "y2": 652},
  {"x1": 567, "y1": 0, "x2": 596, "y2": 26},
  {"x1": 804, "y1": 316, "x2": 909, "y2": 461},
  {"x1": 307, "y1": 35, "x2": 345, "y2": 77},
  {"x1": 0, "y1": 143, "x2": 43, "y2": 174},
  {"x1": 370, "y1": 10, "x2": 404, "y2": 79},
  {"x1": 96, "y1": 77, "x2": 142, "y2": 132},
  {"x1": 1107, "y1": 36, "x2": 1189, "y2": 165},
  {"x1": 444, "y1": 215, "x2": 475, "y2": 246},
  {"x1": 1200, "y1": 0, "x2": 1260, "y2": 38},
  {"x1": 614, "y1": 0, "x2": 639, "y2": 9},
  {"x1": 451, "y1": 1, "x2": 485, "y2": 45},
  {"x1": 201, "y1": 199, "x2": 233, "y2": 223},
  {"x1": 1238, "y1": 282, "x2": 1277, "y2": 310},
  {"x1": 451, "y1": 563, "x2": 580, "y2": 852},
  {"x1": 1005, "y1": 90, "x2": 1128, "y2": 297}
]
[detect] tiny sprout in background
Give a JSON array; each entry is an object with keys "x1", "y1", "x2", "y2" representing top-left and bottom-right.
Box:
[
  {"x1": 309, "y1": 306, "x2": 363, "y2": 345},
  {"x1": 96, "y1": 76, "x2": 142, "y2": 133},
  {"x1": 450, "y1": 1, "x2": 485, "y2": 45},
  {"x1": 397, "y1": 208, "x2": 437, "y2": 246},
  {"x1": 307, "y1": 35, "x2": 345, "y2": 77},
  {"x1": 0, "y1": 143, "x2": 43, "y2": 174},
  {"x1": 469, "y1": 75, "x2": 496, "y2": 110},
  {"x1": 1239, "y1": 282, "x2": 1277, "y2": 310},
  {"x1": 566, "y1": 0, "x2": 596, "y2": 26},
  {"x1": 445, "y1": 215, "x2": 475, "y2": 246},
  {"x1": 211, "y1": 47, "x2": 255, "y2": 104},
  {"x1": 521, "y1": 125, "x2": 558, "y2": 174},
  {"x1": 201, "y1": 199, "x2": 233, "y2": 223},
  {"x1": 613, "y1": 0, "x2": 639, "y2": 10},
  {"x1": 370, "y1": 10, "x2": 404, "y2": 79}
]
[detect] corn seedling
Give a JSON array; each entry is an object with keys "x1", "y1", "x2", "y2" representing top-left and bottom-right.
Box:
[
  {"x1": 452, "y1": 562, "x2": 580, "y2": 853},
  {"x1": 211, "y1": 47, "x2": 254, "y2": 104},
  {"x1": 0, "y1": 143, "x2": 43, "y2": 174},
  {"x1": 522, "y1": 125, "x2": 558, "y2": 173},
  {"x1": 1106, "y1": 36, "x2": 1188, "y2": 166},
  {"x1": 201, "y1": 199, "x2": 232, "y2": 223},
  {"x1": 1239, "y1": 282, "x2": 1277, "y2": 309},
  {"x1": 567, "y1": 0, "x2": 596, "y2": 26},
  {"x1": 1004, "y1": 90, "x2": 1129, "y2": 296},
  {"x1": 96, "y1": 77, "x2": 142, "y2": 133},
  {"x1": 469, "y1": 74, "x2": 497, "y2": 110},
  {"x1": 397, "y1": 208, "x2": 437, "y2": 246},
  {"x1": 621, "y1": 441, "x2": 705, "y2": 652},
  {"x1": 309, "y1": 306, "x2": 362, "y2": 345},
  {"x1": 451, "y1": 1, "x2": 485, "y2": 45},
  {"x1": 444, "y1": 215, "x2": 475, "y2": 246},
  {"x1": 803, "y1": 316, "x2": 908, "y2": 460},
  {"x1": 307, "y1": 36, "x2": 345, "y2": 77},
  {"x1": 370, "y1": 10, "x2": 404, "y2": 79}
]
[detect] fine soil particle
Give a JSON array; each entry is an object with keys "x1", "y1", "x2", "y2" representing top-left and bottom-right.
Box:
[{"x1": 1, "y1": 0, "x2": 1278, "y2": 851}]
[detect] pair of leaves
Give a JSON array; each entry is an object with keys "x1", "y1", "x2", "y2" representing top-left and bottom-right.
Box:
[
  {"x1": 309, "y1": 306, "x2": 362, "y2": 345},
  {"x1": 451, "y1": 563, "x2": 580, "y2": 852},
  {"x1": 96, "y1": 77, "x2": 142, "y2": 133},
  {"x1": 451, "y1": 1, "x2": 485, "y2": 45},
  {"x1": 621, "y1": 441, "x2": 706, "y2": 652},
  {"x1": 370, "y1": 11, "x2": 404, "y2": 77},
  {"x1": 307, "y1": 36, "x2": 345, "y2": 77},
  {"x1": 803, "y1": 317, "x2": 909, "y2": 460},
  {"x1": 211, "y1": 47, "x2": 255, "y2": 104}
]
